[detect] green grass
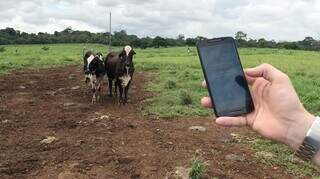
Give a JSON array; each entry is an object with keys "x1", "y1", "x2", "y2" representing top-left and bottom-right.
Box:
[
  {"x1": 189, "y1": 155, "x2": 207, "y2": 179},
  {"x1": 136, "y1": 47, "x2": 320, "y2": 117},
  {"x1": 1, "y1": 44, "x2": 320, "y2": 177},
  {"x1": 1, "y1": 45, "x2": 319, "y2": 117},
  {"x1": 251, "y1": 139, "x2": 319, "y2": 177},
  {"x1": 0, "y1": 44, "x2": 122, "y2": 74},
  {"x1": 136, "y1": 47, "x2": 320, "y2": 177},
  {"x1": 136, "y1": 47, "x2": 211, "y2": 117}
]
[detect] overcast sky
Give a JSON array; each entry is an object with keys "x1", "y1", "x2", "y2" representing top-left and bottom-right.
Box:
[{"x1": 0, "y1": 0, "x2": 320, "y2": 41}]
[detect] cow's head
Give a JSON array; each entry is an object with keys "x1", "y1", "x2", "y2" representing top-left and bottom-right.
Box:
[
  {"x1": 96, "y1": 52, "x2": 103, "y2": 61},
  {"x1": 84, "y1": 52, "x2": 104, "y2": 84},
  {"x1": 119, "y1": 45, "x2": 136, "y2": 75},
  {"x1": 85, "y1": 56, "x2": 101, "y2": 85}
]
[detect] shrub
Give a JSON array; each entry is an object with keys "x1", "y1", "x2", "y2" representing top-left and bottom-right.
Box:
[
  {"x1": 41, "y1": 46, "x2": 50, "y2": 51},
  {"x1": 164, "y1": 80, "x2": 176, "y2": 89},
  {"x1": 179, "y1": 90, "x2": 192, "y2": 105},
  {"x1": 0, "y1": 47, "x2": 5, "y2": 52}
]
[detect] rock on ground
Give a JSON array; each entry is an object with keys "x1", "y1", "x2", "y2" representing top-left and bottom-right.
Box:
[
  {"x1": 58, "y1": 171, "x2": 87, "y2": 179},
  {"x1": 1, "y1": 120, "x2": 10, "y2": 124},
  {"x1": 166, "y1": 167, "x2": 191, "y2": 179},
  {"x1": 189, "y1": 126, "x2": 207, "y2": 132},
  {"x1": 63, "y1": 102, "x2": 76, "y2": 107},
  {"x1": 225, "y1": 154, "x2": 245, "y2": 162},
  {"x1": 71, "y1": 86, "x2": 80, "y2": 90},
  {"x1": 40, "y1": 136, "x2": 58, "y2": 144}
]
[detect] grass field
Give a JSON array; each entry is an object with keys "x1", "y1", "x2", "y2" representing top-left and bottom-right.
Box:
[
  {"x1": 1, "y1": 44, "x2": 320, "y2": 176},
  {"x1": 135, "y1": 46, "x2": 320, "y2": 118},
  {"x1": 1, "y1": 44, "x2": 320, "y2": 118}
]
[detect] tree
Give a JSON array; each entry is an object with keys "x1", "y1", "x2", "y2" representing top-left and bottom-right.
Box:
[
  {"x1": 235, "y1": 31, "x2": 247, "y2": 41},
  {"x1": 131, "y1": 38, "x2": 142, "y2": 48},
  {"x1": 2, "y1": 27, "x2": 18, "y2": 36},
  {"x1": 152, "y1": 36, "x2": 167, "y2": 48},
  {"x1": 312, "y1": 41, "x2": 320, "y2": 51},
  {"x1": 2, "y1": 27, "x2": 320, "y2": 52},
  {"x1": 62, "y1": 27, "x2": 73, "y2": 34},
  {"x1": 177, "y1": 34, "x2": 185, "y2": 41},
  {"x1": 267, "y1": 40, "x2": 277, "y2": 48},
  {"x1": 140, "y1": 37, "x2": 153, "y2": 49},
  {"x1": 196, "y1": 36, "x2": 207, "y2": 42},
  {"x1": 176, "y1": 34, "x2": 185, "y2": 46},
  {"x1": 112, "y1": 30, "x2": 129, "y2": 46},
  {"x1": 257, "y1": 38, "x2": 268, "y2": 48},
  {"x1": 279, "y1": 42, "x2": 299, "y2": 50},
  {"x1": 298, "y1": 37, "x2": 316, "y2": 50},
  {"x1": 247, "y1": 39, "x2": 257, "y2": 47},
  {"x1": 186, "y1": 38, "x2": 197, "y2": 46},
  {"x1": 165, "y1": 38, "x2": 176, "y2": 46},
  {"x1": 235, "y1": 31, "x2": 248, "y2": 47}
]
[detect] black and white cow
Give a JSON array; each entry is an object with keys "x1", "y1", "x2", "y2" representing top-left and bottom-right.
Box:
[
  {"x1": 83, "y1": 51, "x2": 105, "y2": 103},
  {"x1": 105, "y1": 45, "x2": 136, "y2": 104}
]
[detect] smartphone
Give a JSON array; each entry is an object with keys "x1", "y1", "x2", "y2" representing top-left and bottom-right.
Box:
[{"x1": 197, "y1": 37, "x2": 254, "y2": 117}]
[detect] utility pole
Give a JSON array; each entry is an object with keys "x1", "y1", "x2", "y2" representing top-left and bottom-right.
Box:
[{"x1": 108, "y1": 12, "x2": 112, "y2": 52}]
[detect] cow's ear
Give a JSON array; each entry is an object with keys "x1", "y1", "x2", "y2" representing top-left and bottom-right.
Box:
[
  {"x1": 118, "y1": 51, "x2": 124, "y2": 58},
  {"x1": 130, "y1": 50, "x2": 136, "y2": 55}
]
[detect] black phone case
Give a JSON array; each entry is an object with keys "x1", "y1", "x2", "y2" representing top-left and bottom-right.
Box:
[{"x1": 196, "y1": 37, "x2": 254, "y2": 117}]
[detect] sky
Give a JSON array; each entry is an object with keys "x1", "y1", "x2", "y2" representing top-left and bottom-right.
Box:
[{"x1": 0, "y1": 0, "x2": 320, "y2": 41}]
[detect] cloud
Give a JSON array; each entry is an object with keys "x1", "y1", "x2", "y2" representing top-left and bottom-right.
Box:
[{"x1": 0, "y1": 0, "x2": 319, "y2": 41}]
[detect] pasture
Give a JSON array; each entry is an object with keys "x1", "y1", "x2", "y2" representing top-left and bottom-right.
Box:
[{"x1": 0, "y1": 44, "x2": 320, "y2": 178}]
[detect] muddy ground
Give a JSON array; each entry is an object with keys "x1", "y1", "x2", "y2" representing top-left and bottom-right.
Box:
[{"x1": 0, "y1": 66, "x2": 303, "y2": 178}]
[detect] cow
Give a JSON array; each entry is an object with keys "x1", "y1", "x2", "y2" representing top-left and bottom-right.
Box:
[
  {"x1": 83, "y1": 51, "x2": 105, "y2": 103},
  {"x1": 105, "y1": 45, "x2": 136, "y2": 104}
]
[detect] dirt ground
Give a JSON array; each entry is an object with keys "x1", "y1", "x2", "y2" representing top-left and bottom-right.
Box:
[{"x1": 0, "y1": 66, "x2": 303, "y2": 179}]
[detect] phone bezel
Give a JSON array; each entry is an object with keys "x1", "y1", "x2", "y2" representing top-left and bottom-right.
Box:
[{"x1": 197, "y1": 37, "x2": 254, "y2": 117}]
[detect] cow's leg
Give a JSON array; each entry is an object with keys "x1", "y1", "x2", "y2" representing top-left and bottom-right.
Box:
[
  {"x1": 92, "y1": 88, "x2": 96, "y2": 103},
  {"x1": 114, "y1": 80, "x2": 118, "y2": 95},
  {"x1": 99, "y1": 85, "x2": 102, "y2": 102},
  {"x1": 97, "y1": 80, "x2": 102, "y2": 102},
  {"x1": 90, "y1": 78, "x2": 96, "y2": 103},
  {"x1": 108, "y1": 78, "x2": 113, "y2": 97},
  {"x1": 124, "y1": 80, "x2": 132, "y2": 103},
  {"x1": 117, "y1": 80, "x2": 124, "y2": 104},
  {"x1": 85, "y1": 75, "x2": 89, "y2": 84}
]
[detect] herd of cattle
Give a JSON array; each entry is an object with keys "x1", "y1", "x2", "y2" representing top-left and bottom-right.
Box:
[{"x1": 83, "y1": 45, "x2": 136, "y2": 104}]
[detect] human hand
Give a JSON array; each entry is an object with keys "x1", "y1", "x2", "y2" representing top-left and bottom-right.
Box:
[{"x1": 201, "y1": 63, "x2": 315, "y2": 150}]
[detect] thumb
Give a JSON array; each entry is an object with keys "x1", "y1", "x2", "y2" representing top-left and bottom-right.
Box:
[{"x1": 216, "y1": 116, "x2": 248, "y2": 127}]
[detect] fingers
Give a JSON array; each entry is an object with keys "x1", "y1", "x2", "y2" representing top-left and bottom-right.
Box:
[
  {"x1": 245, "y1": 74, "x2": 256, "y2": 85},
  {"x1": 201, "y1": 81, "x2": 212, "y2": 108},
  {"x1": 245, "y1": 63, "x2": 287, "y2": 82},
  {"x1": 215, "y1": 116, "x2": 248, "y2": 127},
  {"x1": 201, "y1": 97, "x2": 212, "y2": 108},
  {"x1": 202, "y1": 80, "x2": 207, "y2": 88}
]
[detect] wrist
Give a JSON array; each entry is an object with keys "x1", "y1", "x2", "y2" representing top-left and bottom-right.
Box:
[{"x1": 285, "y1": 110, "x2": 315, "y2": 151}]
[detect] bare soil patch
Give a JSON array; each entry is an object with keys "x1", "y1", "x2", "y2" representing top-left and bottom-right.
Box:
[{"x1": 0, "y1": 66, "x2": 299, "y2": 178}]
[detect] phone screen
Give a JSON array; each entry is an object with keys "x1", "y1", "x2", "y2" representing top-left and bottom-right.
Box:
[{"x1": 197, "y1": 37, "x2": 253, "y2": 116}]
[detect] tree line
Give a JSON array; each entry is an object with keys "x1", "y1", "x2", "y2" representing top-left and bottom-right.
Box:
[
  {"x1": 234, "y1": 31, "x2": 320, "y2": 51},
  {"x1": 1, "y1": 27, "x2": 320, "y2": 51}
]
